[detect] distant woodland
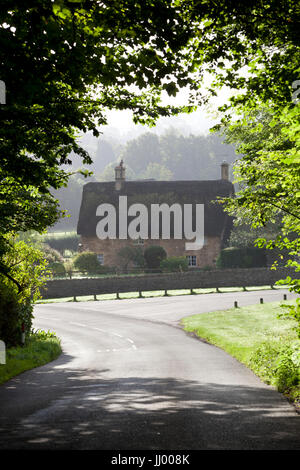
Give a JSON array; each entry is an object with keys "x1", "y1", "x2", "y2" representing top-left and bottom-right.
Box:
[{"x1": 51, "y1": 130, "x2": 238, "y2": 231}]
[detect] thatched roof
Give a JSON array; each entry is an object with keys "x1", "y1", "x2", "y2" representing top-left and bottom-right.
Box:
[{"x1": 77, "y1": 180, "x2": 234, "y2": 241}]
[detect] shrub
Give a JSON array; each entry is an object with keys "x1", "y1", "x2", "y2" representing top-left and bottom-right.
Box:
[
  {"x1": 63, "y1": 249, "x2": 74, "y2": 258},
  {"x1": 0, "y1": 236, "x2": 50, "y2": 346},
  {"x1": 41, "y1": 244, "x2": 64, "y2": 264},
  {"x1": 160, "y1": 256, "x2": 189, "y2": 272},
  {"x1": 48, "y1": 261, "x2": 66, "y2": 277},
  {"x1": 144, "y1": 245, "x2": 167, "y2": 269},
  {"x1": 249, "y1": 340, "x2": 300, "y2": 393},
  {"x1": 216, "y1": 246, "x2": 267, "y2": 268},
  {"x1": 118, "y1": 245, "x2": 145, "y2": 270},
  {"x1": 64, "y1": 260, "x2": 74, "y2": 278},
  {"x1": 0, "y1": 279, "x2": 21, "y2": 347},
  {"x1": 73, "y1": 252, "x2": 102, "y2": 273}
]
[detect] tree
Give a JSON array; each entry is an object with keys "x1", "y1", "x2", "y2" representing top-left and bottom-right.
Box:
[
  {"x1": 1, "y1": 1, "x2": 299, "y2": 326},
  {"x1": 73, "y1": 252, "x2": 102, "y2": 274},
  {"x1": 228, "y1": 223, "x2": 282, "y2": 250},
  {"x1": 120, "y1": 133, "x2": 163, "y2": 174},
  {"x1": 160, "y1": 132, "x2": 236, "y2": 180},
  {"x1": 220, "y1": 107, "x2": 299, "y2": 240},
  {"x1": 1, "y1": 1, "x2": 298, "y2": 239},
  {"x1": 0, "y1": 0, "x2": 194, "y2": 188},
  {"x1": 219, "y1": 105, "x2": 300, "y2": 333},
  {"x1": 144, "y1": 245, "x2": 167, "y2": 269},
  {"x1": 95, "y1": 140, "x2": 116, "y2": 173},
  {"x1": 172, "y1": 1, "x2": 299, "y2": 332},
  {"x1": 117, "y1": 245, "x2": 145, "y2": 271},
  {"x1": 0, "y1": 236, "x2": 50, "y2": 346},
  {"x1": 0, "y1": 0, "x2": 195, "y2": 277},
  {"x1": 140, "y1": 162, "x2": 173, "y2": 181},
  {"x1": 182, "y1": 0, "x2": 299, "y2": 111}
]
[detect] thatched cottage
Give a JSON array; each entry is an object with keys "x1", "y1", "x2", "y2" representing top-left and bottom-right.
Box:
[{"x1": 77, "y1": 161, "x2": 234, "y2": 268}]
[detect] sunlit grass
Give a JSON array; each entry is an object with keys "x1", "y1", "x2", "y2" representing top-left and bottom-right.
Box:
[
  {"x1": 0, "y1": 330, "x2": 62, "y2": 384},
  {"x1": 181, "y1": 300, "x2": 300, "y2": 407}
]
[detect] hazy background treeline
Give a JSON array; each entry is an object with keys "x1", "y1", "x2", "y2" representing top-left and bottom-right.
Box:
[{"x1": 51, "y1": 129, "x2": 237, "y2": 232}]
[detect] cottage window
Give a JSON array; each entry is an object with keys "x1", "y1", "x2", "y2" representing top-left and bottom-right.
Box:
[
  {"x1": 97, "y1": 254, "x2": 104, "y2": 265},
  {"x1": 187, "y1": 255, "x2": 197, "y2": 267}
]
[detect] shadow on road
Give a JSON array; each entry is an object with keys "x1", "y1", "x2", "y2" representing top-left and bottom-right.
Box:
[{"x1": 0, "y1": 361, "x2": 299, "y2": 450}]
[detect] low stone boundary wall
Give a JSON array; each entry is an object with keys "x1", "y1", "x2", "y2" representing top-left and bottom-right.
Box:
[{"x1": 39, "y1": 267, "x2": 299, "y2": 300}]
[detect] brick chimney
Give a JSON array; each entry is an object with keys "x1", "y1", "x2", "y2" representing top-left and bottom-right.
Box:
[
  {"x1": 115, "y1": 159, "x2": 126, "y2": 190},
  {"x1": 221, "y1": 160, "x2": 229, "y2": 181}
]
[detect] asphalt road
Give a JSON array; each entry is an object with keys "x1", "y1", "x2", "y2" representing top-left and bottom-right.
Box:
[{"x1": 0, "y1": 289, "x2": 299, "y2": 450}]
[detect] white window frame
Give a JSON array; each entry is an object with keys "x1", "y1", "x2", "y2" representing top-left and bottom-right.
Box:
[
  {"x1": 97, "y1": 254, "x2": 104, "y2": 265},
  {"x1": 186, "y1": 255, "x2": 197, "y2": 267}
]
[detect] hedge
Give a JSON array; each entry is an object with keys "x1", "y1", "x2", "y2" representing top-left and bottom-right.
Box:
[{"x1": 216, "y1": 247, "x2": 267, "y2": 269}]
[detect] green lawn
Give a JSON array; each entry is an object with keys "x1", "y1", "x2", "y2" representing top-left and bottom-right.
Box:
[
  {"x1": 181, "y1": 300, "x2": 300, "y2": 408},
  {"x1": 0, "y1": 330, "x2": 62, "y2": 384}
]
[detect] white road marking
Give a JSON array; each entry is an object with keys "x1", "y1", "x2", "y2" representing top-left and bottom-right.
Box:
[
  {"x1": 69, "y1": 322, "x2": 86, "y2": 327},
  {"x1": 91, "y1": 327, "x2": 137, "y2": 350},
  {"x1": 43, "y1": 318, "x2": 138, "y2": 353}
]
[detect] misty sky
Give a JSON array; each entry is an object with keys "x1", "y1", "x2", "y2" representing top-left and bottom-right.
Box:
[{"x1": 98, "y1": 80, "x2": 234, "y2": 143}]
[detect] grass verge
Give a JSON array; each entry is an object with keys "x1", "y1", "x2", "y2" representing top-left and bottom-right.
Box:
[
  {"x1": 181, "y1": 300, "x2": 300, "y2": 410},
  {"x1": 0, "y1": 330, "x2": 62, "y2": 384}
]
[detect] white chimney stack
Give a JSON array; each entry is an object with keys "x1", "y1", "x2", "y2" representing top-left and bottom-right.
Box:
[{"x1": 221, "y1": 160, "x2": 229, "y2": 181}]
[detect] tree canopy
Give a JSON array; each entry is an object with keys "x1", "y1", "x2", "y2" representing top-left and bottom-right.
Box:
[
  {"x1": 0, "y1": 0, "x2": 196, "y2": 243},
  {"x1": 1, "y1": 1, "x2": 298, "y2": 239},
  {"x1": 1, "y1": 1, "x2": 299, "y2": 303}
]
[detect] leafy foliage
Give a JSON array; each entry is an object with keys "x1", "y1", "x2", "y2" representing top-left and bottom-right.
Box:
[
  {"x1": 41, "y1": 244, "x2": 64, "y2": 264},
  {"x1": 117, "y1": 245, "x2": 145, "y2": 270},
  {"x1": 1, "y1": 1, "x2": 299, "y2": 341},
  {"x1": 183, "y1": 0, "x2": 299, "y2": 111},
  {"x1": 0, "y1": 329, "x2": 62, "y2": 384},
  {"x1": 144, "y1": 245, "x2": 167, "y2": 269},
  {"x1": 1, "y1": 236, "x2": 50, "y2": 301},
  {"x1": 219, "y1": 104, "x2": 300, "y2": 333},
  {"x1": 117, "y1": 131, "x2": 236, "y2": 181},
  {"x1": 0, "y1": 236, "x2": 50, "y2": 346},
  {"x1": 0, "y1": 279, "x2": 20, "y2": 347},
  {"x1": 160, "y1": 256, "x2": 189, "y2": 272},
  {"x1": 0, "y1": 0, "x2": 196, "y2": 273},
  {"x1": 228, "y1": 222, "x2": 283, "y2": 249},
  {"x1": 48, "y1": 261, "x2": 66, "y2": 277},
  {"x1": 42, "y1": 232, "x2": 80, "y2": 254},
  {"x1": 73, "y1": 251, "x2": 102, "y2": 274},
  {"x1": 250, "y1": 341, "x2": 300, "y2": 393},
  {"x1": 216, "y1": 247, "x2": 267, "y2": 269}
]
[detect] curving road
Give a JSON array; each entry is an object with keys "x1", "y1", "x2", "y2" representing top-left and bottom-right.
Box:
[{"x1": 0, "y1": 289, "x2": 299, "y2": 450}]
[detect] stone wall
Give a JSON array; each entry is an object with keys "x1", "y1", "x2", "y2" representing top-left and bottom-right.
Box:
[{"x1": 39, "y1": 267, "x2": 299, "y2": 300}]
